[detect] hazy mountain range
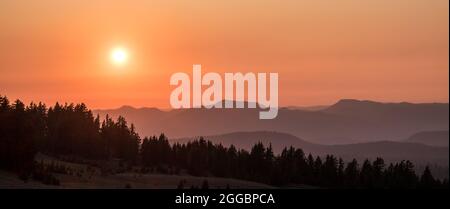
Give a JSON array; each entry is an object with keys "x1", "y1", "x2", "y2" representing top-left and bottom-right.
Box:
[
  {"x1": 175, "y1": 131, "x2": 448, "y2": 166},
  {"x1": 94, "y1": 99, "x2": 449, "y2": 171},
  {"x1": 405, "y1": 130, "x2": 449, "y2": 147},
  {"x1": 94, "y1": 99, "x2": 449, "y2": 145}
]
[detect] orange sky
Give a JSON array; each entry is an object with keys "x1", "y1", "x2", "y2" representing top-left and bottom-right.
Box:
[{"x1": 0, "y1": 0, "x2": 448, "y2": 108}]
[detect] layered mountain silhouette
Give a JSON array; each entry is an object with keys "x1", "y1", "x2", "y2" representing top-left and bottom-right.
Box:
[
  {"x1": 174, "y1": 131, "x2": 449, "y2": 166},
  {"x1": 94, "y1": 99, "x2": 449, "y2": 145},
  {"x1": 405, "y1": 130, "x2": 449, "y2": 147}
]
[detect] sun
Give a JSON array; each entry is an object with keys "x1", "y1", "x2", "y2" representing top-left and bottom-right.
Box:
[{"x1": 110, "y1": 47, "x2": 128, "y2": 66}]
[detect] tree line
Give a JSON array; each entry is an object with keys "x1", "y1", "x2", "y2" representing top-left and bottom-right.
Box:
[
  {"x1": 0, "y1": 95, "x2": 447, "y2": 188},
  {"x1": 143, "y1": 135, "x2": 447, "y2": 188},
  {"x1": 0, "y1": 95, "x2": 140, "y2": 175}
]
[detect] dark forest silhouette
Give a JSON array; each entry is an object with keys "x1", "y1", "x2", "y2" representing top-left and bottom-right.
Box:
[{"x1": 0, "y1": 95, "x2": 447, "y2": 188}]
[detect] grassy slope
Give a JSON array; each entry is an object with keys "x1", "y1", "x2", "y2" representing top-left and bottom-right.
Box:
[{"x1": 1, "y1": 154, "x2": 275, "y2": 189}]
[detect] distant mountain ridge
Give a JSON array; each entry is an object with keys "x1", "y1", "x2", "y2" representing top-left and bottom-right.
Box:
[
  {"x1": 94, "y1": 99, "x2": 449, "y2": 145},
  {"x1": 406, "y1": 130, "x2": 449, "y2": 147},
  {"x1": 174, "y1": 131, "x2": 318, "y2": 153},
  {"x1": 173, "y1": 131, "x2": 449, "y2": 167},
  {"x1": 324, "y1": 99, "x2": 448, "y2": 119}
]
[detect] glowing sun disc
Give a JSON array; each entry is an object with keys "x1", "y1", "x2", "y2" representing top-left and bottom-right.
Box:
[{"x1": 110, "y1": 47, "x2": 128, "y2": 65}]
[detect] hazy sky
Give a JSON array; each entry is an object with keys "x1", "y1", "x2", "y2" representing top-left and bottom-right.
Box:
[{"x1": 0, "y1": 0, "x2": 448, "y2": 108}]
